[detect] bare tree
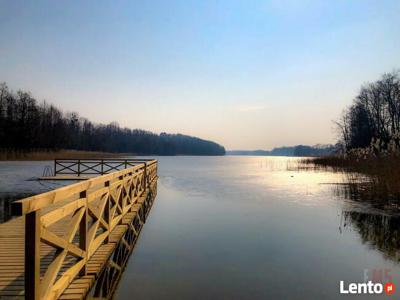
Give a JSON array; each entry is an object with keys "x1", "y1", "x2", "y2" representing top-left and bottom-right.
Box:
[{"x1": 337, "y1": 70, "x2": 400, "y2": 151}]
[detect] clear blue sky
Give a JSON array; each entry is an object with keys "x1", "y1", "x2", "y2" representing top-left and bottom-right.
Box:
[{"x1": 0, "y1": 0, "x2": 399, "y2": 149}]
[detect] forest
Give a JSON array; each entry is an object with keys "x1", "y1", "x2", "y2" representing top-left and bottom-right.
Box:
[
  {"x1": 308, "y1": 70, "x2": 400, "y2": 198},
  {"x1": 0, "y1": 83, "x2": 225, "y2": 156},
  {"x1": 337, "y1": 70, "x2": 400, "y2": 152}
]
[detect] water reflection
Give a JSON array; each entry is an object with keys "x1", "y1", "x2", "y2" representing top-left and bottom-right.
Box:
[
  {"x1": 341, "y1": 211, "x2": 400, "y2": 262},
  {"x1": 297, "y1": 159, "x2": 400, "y2": 263},
  {"x1": 333, "y1": 173, "x2": 400, "y2": 211},
  {"x1": 287, "y1": 159, "x2": 400, "y2": 263},
  {"x1": 333, "y1": 172, "x2": 400, "y2": 263}
]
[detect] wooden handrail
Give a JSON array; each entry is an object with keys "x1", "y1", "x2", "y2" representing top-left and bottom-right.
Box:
[
  {"x1": 12, "y1": 160, "x2": 158, "y2": 300},
  {"x1": 14, "y1": 160, "x2": 157, "y2": 215},
  {"x1": 55, "y1": 158, "x2": 156, "y2": 161}
]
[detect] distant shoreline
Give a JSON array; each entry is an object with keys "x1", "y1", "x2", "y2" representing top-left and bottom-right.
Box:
[{"x1": 226, "y1": 145, "x2": 335, "y2": 157}]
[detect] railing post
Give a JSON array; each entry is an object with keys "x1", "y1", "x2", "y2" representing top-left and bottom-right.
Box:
[
  {"x1": 143, "y1": 163, "x2": 147, "y2": 192},
  {"x1": 101, "y1": 159, "x2": 104, "y2": 175},
  {"x1": 79, "y1": 190, "x2": 88, "y2": 275},
  {"x1": 54, "y1": 159, "x2": 57, "y2": 176},
  {"x1": 104, "y1": 181, "x2": 110, "y2": 243},
  {"x1": 78, "y1": 159, "x2": 81, "y2": 176},
  {"x1": 25, "y1": 211, "x2": 40, "y2": 300},
  {"x1": 118, "y1": 175, "x2": 124, "y2": 224}
]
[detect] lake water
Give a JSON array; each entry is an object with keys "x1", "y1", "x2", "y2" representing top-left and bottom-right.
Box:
[{"x1": 1, "y1": 156, "x2": 400, "y2": 299}]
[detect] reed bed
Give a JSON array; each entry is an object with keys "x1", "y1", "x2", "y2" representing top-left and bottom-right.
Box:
[{"x1": 301, "y1": 155, "x2": 400, "y2": 205}]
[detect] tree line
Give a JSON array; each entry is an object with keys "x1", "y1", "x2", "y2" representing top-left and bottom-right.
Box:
[
  {"x1": 0, "y1": 83, "x2": 225, "y2": 155},
  {"x1": 337, "y1": 71, "x2": 400, "y2": 152}
]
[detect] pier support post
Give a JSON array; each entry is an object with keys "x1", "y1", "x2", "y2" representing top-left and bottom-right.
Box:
[{"x1": 25, "y1": 211, "x2": 40, "y2": 300}]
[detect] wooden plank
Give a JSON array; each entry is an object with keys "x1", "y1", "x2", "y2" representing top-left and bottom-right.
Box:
[{"x1": 41, "y1": 199, "x2": 86, "y2": 228}]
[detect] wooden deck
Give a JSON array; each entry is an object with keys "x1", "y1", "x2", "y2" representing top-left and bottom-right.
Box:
[{"x1": 0, "y1": 160, "x2": 158, "y2": 300}]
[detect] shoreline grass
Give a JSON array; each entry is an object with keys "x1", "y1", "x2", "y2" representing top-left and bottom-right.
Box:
[
  {"x1": 303, "y1": 155, "x2": 400, "y2": 203},
  {"x1": 304, "y1": 155, "x2": 400, "y2": 175},
  {"x1": 0, "y1": 149, "x2": 134, "y2": 161}
]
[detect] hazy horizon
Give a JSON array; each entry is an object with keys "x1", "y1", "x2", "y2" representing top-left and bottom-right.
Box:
[{"x1": 1, "y1": 1, "x2": 399, "y2": 149}]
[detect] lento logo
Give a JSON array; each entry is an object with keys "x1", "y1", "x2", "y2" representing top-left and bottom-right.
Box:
[
  {"x1": 340, "y1": 281, "x2": 384, "y2": 294},
  {"x1": 340, "y1": 281, "x2": 396, "y2": 295},
  {"x1": 339, "y1": 268, "x2": 399, "y2": 295}
]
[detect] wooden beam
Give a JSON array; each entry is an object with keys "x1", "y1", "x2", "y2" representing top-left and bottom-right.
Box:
[
  {"x1": 79, "y1": 191, "x2": 88, "y2": 276},
  {"x1": 25, "y1": 211, "x2": 40, "y2": 300}
]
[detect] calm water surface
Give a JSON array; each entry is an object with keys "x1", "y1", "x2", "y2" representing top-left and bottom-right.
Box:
[
  {"x1": 1, "y1": 156, "x2": 399, "y2": 299},
  {"x1": 0, "y1": 160, "x2": 73, "y2": 222},
  {"x1": 117, "y1": 156, "x2": 400, "y2": 299}
]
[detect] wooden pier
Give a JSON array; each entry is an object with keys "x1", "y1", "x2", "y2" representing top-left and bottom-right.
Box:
[{"x1": 0, "y1": 159, "x2": 158, "y2": 300}]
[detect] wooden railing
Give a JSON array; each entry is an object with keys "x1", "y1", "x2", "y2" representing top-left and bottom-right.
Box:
[
  {"x1": 54, "y1": 158, "x2": 156, "y2": 176},
  {"x1": 12, "y1": 160, "x2": 157, "y2": 300}
]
